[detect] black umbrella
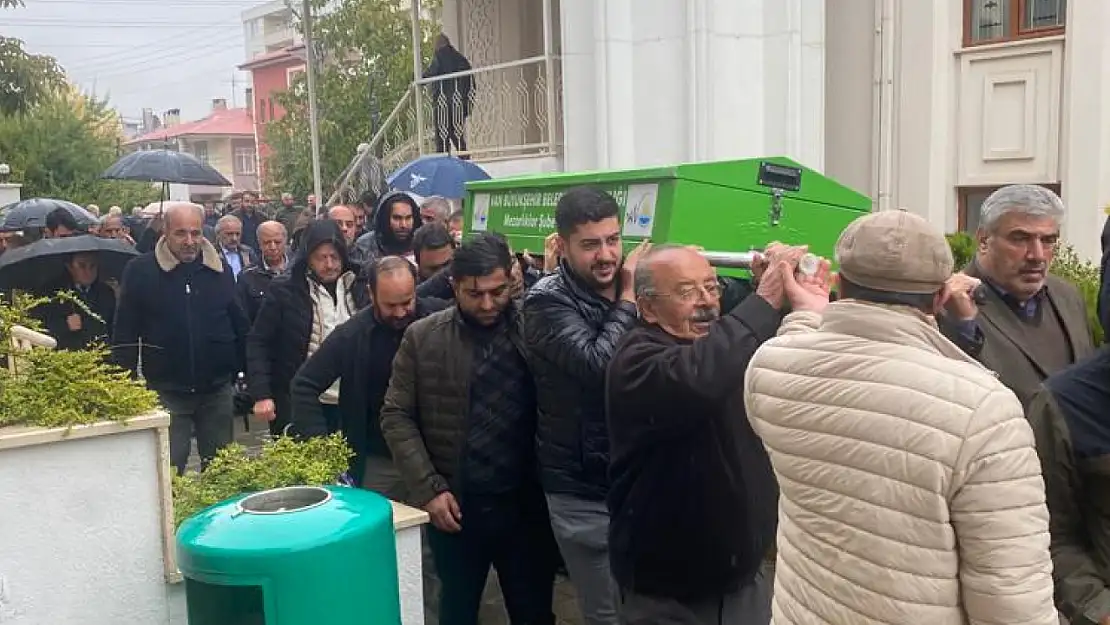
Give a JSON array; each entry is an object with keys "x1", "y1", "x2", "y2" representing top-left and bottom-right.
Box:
[
  {"x1": 0, "y1": 234, "x2": 139, "y2": 292},
  {"x1": 101, "y1": 149, "x2": 232, "y2": 186},
  {"x1": 0, "y1": 198, "x2": 97, "y2": 232}
]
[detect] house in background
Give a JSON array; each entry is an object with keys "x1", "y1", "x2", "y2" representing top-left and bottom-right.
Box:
[
  {"x1": 125, "y1": 99, "x2": 259, "y2": 202},
  {"x1": 240, "y1": 0, "x2": 306, "y2": 187}
]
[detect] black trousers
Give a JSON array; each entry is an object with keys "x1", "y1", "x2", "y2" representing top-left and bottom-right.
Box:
[
  {"x1": 433, "y1": 101, "x2": 468, "y2": 155},
  {"x1": 426, "y1": 488, "x2": 558, "y2": 625}
]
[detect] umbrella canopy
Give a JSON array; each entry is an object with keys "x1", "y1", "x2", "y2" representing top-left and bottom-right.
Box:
[
  {"x1": 1, "y1": 198, "x2": 97, "y2": 232},
  {"x1": 101, "y1": 149, "x2": 232, "y2": 186},
  {"x1": 139, "y1": 200, "x2": 203, "y2": 217},
  {"x1": 0, "y1": 234, "x2": 140, "y2": 292},
  {"x1": 386, "y1": 154, "x2": 491, "y2": 200}
]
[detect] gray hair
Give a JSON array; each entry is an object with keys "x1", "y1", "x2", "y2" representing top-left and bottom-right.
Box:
[
  {"x1": 164, "y1": 202, "x2": 204, "y2": 228},
  {"x1": 257, "y1": 220, "x2": 287, "y2": 240},
  {"x1": 979, "y1": 184, "x2": 1064, "y2": 232},
  {"x1": 100, "y1": 213, "x2": 123, "y2": 226},
  {"x1": 215, "y1": 214, "x2": 242, "y2": 233},
  {"x1": 421, "y1": 196, "x2": 452, "y2": 222},
  {"x1": 632, "y1": 244, "x2": 687, "y2": 298}
]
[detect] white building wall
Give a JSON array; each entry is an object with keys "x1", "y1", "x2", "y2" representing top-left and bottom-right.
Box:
[
  {"x1": 558, "y1": 0, "x2": 826, "y2": 173},
  {"x1": 823, "y1": 0, "x2": 1104, "y2": 258}
]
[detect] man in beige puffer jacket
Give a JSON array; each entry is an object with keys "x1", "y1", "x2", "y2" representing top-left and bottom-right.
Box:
[{"x1": 744, "y1": 210, "x2": 1060, "y2": 625}]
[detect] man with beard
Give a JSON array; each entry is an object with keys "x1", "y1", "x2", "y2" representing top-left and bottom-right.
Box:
[
  {"x1": 329, "y1": 205, "x2": 360, "y2": 250},
  {"x1": 232, "y1": 191, "x2": 264, "y2": 254},
  {"x1": 940, "y1": 184, "x2": 1093, "y2": 407},
  {"x1": 291, "y1": 256, "x2": 447, "y2": 496},
  {"x1": 607, "y1": 245, "x2": 813, "y2": 625},
  {"x1": 352, "y1": 191, "x2": 423, "y2": 268},
  {"x1": 381, "y1": 233, "x2": 557, "y2": 625},
  {"x1": 112, "y1": 203, "x2": 248, "y2": 474},
  {"x1": 247, "y1": 220, "x2": 369, "y2": 437},
  {"x1": 522, "y1": 186, "x2": 650, "y2": 625}
]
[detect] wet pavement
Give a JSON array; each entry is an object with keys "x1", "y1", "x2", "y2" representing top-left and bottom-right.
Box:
[{"x1": 185, "y1": 413, "x2": 584, "y2": 625}]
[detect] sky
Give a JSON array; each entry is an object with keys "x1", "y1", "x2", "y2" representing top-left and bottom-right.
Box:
[{"x1": 5, "y1": 0, "x2": 264, "y2": 122}]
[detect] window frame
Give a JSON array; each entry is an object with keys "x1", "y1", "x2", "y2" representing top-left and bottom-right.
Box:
[
  {"x1": 233, "y1": 146, "x2": 257, "y2": 176},
  {"x1": 963, "y1": 0, "x2": 1066, "y2": 48},
  {"x1": 957, "y1": 183, "x2": 1062, "y2": 232},
  {"x1": 191, "y1": 141, "x2": 209, "y2": 165}
]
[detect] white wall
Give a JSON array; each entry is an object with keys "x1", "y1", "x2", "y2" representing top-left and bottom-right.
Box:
[
  {"x1": 558, "y1": 0, "x2": 826, "y2": 173},
  {"x1": 0, "y1": 429, "x2": 171, "y2": 625}
]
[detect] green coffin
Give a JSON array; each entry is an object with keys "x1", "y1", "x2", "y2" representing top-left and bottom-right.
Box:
[{"x1": 464, "y1": 157, "x2": 872, "y2": 273}]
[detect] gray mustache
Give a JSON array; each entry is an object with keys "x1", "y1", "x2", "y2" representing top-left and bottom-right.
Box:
[{"x1": 689, "y1": 308, "x2": 719, "y2": 323}]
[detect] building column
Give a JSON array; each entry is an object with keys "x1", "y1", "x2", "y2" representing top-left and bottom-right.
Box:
[
  {"x1": 888, "y1": 0, "x2": 958, "y2": 228},
  {"x1": 1060, "y1": 0, "x2": 1110, "y2": 260}
]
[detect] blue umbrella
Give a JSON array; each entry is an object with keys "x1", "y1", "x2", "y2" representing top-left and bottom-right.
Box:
[{"x1": 387, "y1": 155, "x2": 491, "y2": 199}]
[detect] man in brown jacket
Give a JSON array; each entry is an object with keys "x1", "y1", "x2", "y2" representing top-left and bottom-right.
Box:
[
  {"x1": 942, "y1": 184, "x2": 1093, "y2": 408},
  {"x1": 1029, "y1": 347, "x2": 1110, "y2": 625},
  {"x1": 380, "y1": 233, "x2": 556, "y2": 625}
]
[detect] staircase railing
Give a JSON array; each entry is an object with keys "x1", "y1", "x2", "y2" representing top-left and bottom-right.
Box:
[{"x1": 329, "y1": 54, "x2": 563, "y2": 206}]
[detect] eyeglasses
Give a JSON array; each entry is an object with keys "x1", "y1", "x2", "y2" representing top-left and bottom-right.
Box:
[{"x1": 653, "y1": 281, "x2": 720, "y2": 303}]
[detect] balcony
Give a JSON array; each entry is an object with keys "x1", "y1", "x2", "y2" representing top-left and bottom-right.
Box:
[{"x1": 330, "y1": 56, "x2": 562, "y2": 204}]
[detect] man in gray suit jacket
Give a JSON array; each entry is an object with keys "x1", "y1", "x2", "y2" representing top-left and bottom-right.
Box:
[{"x1": 941, "y1": 184, "x2": 1094, "y2": 409}]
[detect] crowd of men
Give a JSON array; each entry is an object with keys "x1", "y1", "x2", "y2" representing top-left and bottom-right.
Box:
[{"x1": 15, "y1": 179, "x2": 1110, "y2": 625}]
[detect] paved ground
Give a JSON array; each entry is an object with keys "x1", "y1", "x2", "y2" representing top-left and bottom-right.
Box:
[{"x1": 186, "y1": 413, "x2": 584, "y2": 625}]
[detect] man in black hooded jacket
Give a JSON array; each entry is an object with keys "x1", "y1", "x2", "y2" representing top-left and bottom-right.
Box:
[
  {"x1": 351, "y1": 191, "x2": 423, "y2": 269},
  {"x1": 247, "y1": 220, "x2": 369, "y2": 436}
]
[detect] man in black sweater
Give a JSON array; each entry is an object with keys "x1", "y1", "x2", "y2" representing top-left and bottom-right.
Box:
[
  {"x1": 606, "y1": 244, "x2": 812, "y2": 625},
  {"x1": 112, "y1": 203, "x2": 249, "y2": 474},
  {"x1": 290, "y1": 256, "x2": 447, "y2": 498}
]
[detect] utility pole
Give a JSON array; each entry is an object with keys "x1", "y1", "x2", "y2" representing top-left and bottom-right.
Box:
[
  {"x1": 231, "y1": 74, "x2": 238, "y2": 108},
  {"x1": 302, "y1": 0, "x2": 324, "y2": 215}
]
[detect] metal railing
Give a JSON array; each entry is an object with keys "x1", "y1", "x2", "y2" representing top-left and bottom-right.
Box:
[{"x1": 328, "y1": 55, "x2": 562, "y2": 206}]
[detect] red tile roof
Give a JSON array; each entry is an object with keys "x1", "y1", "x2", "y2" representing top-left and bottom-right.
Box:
[
  {"x1": 125, "y1": 107, "x2": 254, "y2": 146},
  {"x1": 238, "y1": 44, "x2": 305, "y2": 70}
]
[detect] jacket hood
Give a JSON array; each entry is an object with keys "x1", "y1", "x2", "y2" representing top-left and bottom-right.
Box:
[
  {"x1": 293, "y1": 219, "x2": 355, "y2": 278},
  {"x1": 374, "y1": 190, "x2": 423, "y2": 252}
]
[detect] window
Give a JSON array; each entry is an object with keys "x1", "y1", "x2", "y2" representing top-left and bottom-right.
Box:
[
  {"x1": 958, "y1": 183, "x2": 1061, "y2": 232},
  {"x1": 234, "y1": 146, "x2": 257, "y2": 175},
  {"x1": 965, "y1": 0, "x2": 1066, "y2": 46},
  {"x1": 258, "y1": 98, "x2": 266, "y2": 123},
  {"x1": 191, "y1": 141, "x2": 208, "y2": 164},
  {"x1": 268, "y1": 99, "x2": 275, "y2": 121}
]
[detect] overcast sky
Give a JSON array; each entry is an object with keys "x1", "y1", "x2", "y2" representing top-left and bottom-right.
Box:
[{"x1": 6, "y1": 0, "x2": 260, "y2": 122}]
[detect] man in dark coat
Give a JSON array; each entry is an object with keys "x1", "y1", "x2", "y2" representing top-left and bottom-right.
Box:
[
  {"x1": 236, "y1": 221, "x2": 289, "y2": 323},
  {"x1": 1029, "y1": 346, "x2": 1110, "y2": 625},
  {"x1": 424, "y1": 34, "x2": 474, "y2": 155},
  {"x1": 606, "y1": 245, "x2": 813, "y2": 625},
  {"x1": 36, "y1": 252, "x2": 116, "y2": 351},
  {"x1": 247, "y1": 220, "x2": 369, "y2": 436},
  {"x1": 291, "y1": 256, "x2": 447, "y2": 497},
  {"x1": 940, "y1": 184, "x2": 1093, "y2": 408},
  {"x1": 112, "y1": 203, "x2": 249, "y2": 474},
  {"x1": 351, "y1": 191, "x2": 423, "y2": 269},
  {"x1": 381, "y1": 233, "x2": 556, "y2": 625},
  {"x1": 522, "y1": 186, "x2": 651, "y2": 625}
]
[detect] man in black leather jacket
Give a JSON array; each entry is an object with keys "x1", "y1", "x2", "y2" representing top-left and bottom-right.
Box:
[{"x1": 522, "y1": 186, "x2": 650, "y2": 625}]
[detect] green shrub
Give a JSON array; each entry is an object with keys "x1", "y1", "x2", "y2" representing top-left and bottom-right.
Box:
[
  {"x1": 0, "y1": 295, "x2": 157, "y2": 429},
  {"x1": 946, "y1": 232, "x2": 977, "y2": 270},
  {"x1": 172, "y1": 433, "x2": 354, "y2": 527},
  {"x1": 946, "y1": 236, "x2": 1104, "y2": 345},
  {"x1": 1050, "y1": 244, "x2": 1103, "y2": 345}
]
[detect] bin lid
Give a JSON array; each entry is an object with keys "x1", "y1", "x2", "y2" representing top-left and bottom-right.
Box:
[{"x1": 176, "y1": 486, "x2": 393, "y2": 569}]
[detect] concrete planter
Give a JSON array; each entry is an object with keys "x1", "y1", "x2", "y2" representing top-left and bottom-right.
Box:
[{"x1": 0, "y1": 414, "x2": 429, "y2": 625}]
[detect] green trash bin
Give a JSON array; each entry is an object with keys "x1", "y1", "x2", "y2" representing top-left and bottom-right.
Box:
[
  {"x1": 176, "y1": 485, "x2": 400, "y2": 625},
  {"x1": 464, "y1": 156, "x2": 871, "y2": 275}
]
